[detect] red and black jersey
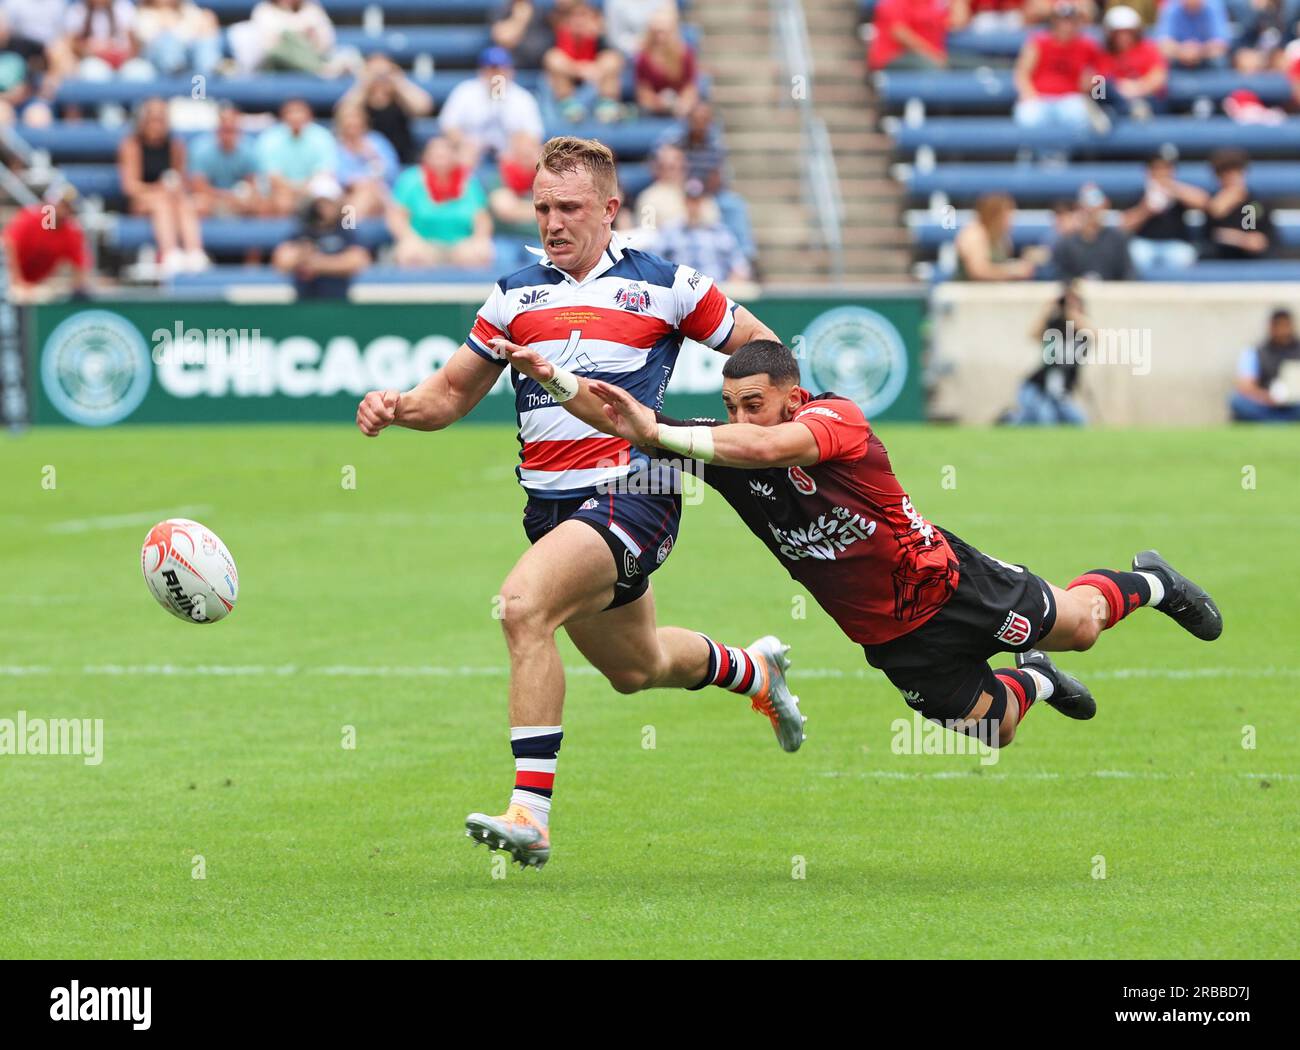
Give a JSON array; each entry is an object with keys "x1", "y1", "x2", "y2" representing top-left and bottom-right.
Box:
[{"x1": 665, "y1": 390, "x2": 959, "y2": 646}]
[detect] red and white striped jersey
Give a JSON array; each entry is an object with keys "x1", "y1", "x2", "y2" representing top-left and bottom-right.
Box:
[{"x1": 466, "y1": 232, "x2": 737, "y2": 497}]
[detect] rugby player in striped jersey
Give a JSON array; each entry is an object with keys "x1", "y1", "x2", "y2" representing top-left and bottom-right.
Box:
[{"x1": 357, "y1": 138, "x2": 803, "y2": 868}]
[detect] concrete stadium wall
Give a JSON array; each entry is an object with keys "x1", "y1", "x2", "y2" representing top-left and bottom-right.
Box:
[{"x1": 929, "y1": 282, "x2": 1300, "y2": 426}]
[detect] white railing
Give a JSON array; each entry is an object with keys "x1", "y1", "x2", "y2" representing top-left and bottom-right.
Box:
[{"x1": 770, "y1": 0, "x2": 845, "y2": 280}]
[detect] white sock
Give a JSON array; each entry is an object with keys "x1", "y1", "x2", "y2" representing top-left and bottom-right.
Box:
[
  {"x1": 1024, "y1": 668, "x2": 1055, "y2": 701},
  {"x1": 511, "y1": 788, "x2": 551, "y2": 828},
  {"x1": 1137, "y1": 572, "x2": 1165, "y2": 607}
]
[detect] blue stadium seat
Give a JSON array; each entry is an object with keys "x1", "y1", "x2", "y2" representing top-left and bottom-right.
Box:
[
  {"x1": 905, "y1": 161, "x2": 1300, "y2": 204},
  {"x1": 877, "y1": 70, "x2": 1294, "y2": 112},
  {"x1": 907, "y1": 213, "x2": 1300, "y2": 249},
  {"x1": 1139, "y1": 260, "x2": 1300, "y2": 281},
  {"x1": 333, "y1": 25, "x2": 492, "y2": 65},
  {"x1": 893, "y1": 117, "x2": 1300, "y2": 160}
]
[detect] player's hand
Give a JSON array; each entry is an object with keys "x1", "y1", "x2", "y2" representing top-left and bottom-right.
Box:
[
  {"x1": 357, "y1": 389, "x2": 400, "y2": 436},
  {"x1": 587, "y1": 380, "x2": 658, "y2": 446},
  {"x1": 492, "y1": 339, "x2": 554, "y2": 383}
]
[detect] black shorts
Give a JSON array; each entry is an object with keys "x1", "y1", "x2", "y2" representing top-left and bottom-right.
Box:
[
  {"x1": 521, "y1": 489, "x2": 682, "y2": 610},
  {"x1": 862, "y1": 529, "x2": 1057, "y2": 723}
]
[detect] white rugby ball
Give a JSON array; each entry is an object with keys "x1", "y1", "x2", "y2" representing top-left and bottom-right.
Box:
[{"x1": 141, "y1": 518, "x2": 239, "y2": 623}]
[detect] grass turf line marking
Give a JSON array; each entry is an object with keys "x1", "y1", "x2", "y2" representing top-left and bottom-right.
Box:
[
  {"x1": 45, "y1": 505, "x2": 212, "y2": 535},
  {"x1": 820, "y1": 770, "x2": 1300, "y2": 782}
]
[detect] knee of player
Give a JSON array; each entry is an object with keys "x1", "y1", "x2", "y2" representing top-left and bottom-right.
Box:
[
  {"x1": 996, "y1": 719, "x2": 1017, "y2": 748},
  {"x1": 496, "y1": 588, "x2": 552, "y2": 642},
  {"x1": 1072, "y1": 618, "x2": 1102, "y2": 651},
  {"x1": 605, "y1": 667, "x2": 654, "y2": 695}
]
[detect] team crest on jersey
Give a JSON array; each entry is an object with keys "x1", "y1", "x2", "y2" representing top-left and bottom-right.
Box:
[
  {"x1": 995, "y1": 611, "x2": 1032, "y2": 646},
  {"x1": 656, "y1": 536, "x2": 673, "y2": 564},
  {"x1": 614, "y1": 282, "x2": 652, "y2": 313},
  {"x1": 788, "y1": 466, "x2": 817, "y2": 495},
  {"x1": 580, "y1": 498, "x2": 599, "y2": 510}
]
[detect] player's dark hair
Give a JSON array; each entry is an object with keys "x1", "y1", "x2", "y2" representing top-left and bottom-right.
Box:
[{"x1": 722, "y1": 340, "x2": 801, "y2": 387}]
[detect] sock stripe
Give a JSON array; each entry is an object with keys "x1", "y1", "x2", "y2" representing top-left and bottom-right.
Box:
[
  {"x1": 1069, "y1": 572, "x2": 1125, "y2": 627},
  {"x1": 994, "y1": 669, "x2": 1033, "y2": 720}
]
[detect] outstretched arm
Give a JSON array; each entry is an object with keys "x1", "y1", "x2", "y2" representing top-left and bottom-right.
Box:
[
  {"x1": 356, "y1": 344, "x2": 502, "y2": 435},
  {"x1": 587, "y1": 380, "x2": 820, "y2": 469}
]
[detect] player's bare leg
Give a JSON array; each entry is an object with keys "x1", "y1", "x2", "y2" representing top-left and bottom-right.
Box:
[
  {"x1": 466, "y1": 520, "x2": 618, "y2": 868},
  {"x1": 564, "y1": 584, "x2": 806, "y2": 751}
]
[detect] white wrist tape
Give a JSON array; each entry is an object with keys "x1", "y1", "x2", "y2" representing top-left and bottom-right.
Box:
[
  {"x1": 540, "y1": 365, "x2": 580, "y2": 403},
  {"x1": 656, "y1": 424, "x2": 716, "y2": 463}
]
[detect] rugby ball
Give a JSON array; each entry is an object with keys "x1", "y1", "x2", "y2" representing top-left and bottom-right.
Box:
[{"x1": 141, "y1": 519, "x2": 239, "y2": 623}]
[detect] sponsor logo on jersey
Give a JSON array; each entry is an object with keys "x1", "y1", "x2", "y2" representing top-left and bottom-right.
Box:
[
  {"x1": 613, "y1": 282, "x2": 652, "y2": 313},
  {"x1": 656, "y1": 536, "x2": 673, "y2": 564},
  {"x1": 788, "y1": 465, "x2": 817, "y2": 495},
  {"x1": 900, "y1": 688, "x2": 925, "y2": 709},
  {"x1": 995, "y1": 611, "x2": 1032, "y2": 646},
  {"x1": 620, "y1": 548, "x2": 641, "y2": 583},
  {"x1": 687, "y1": 270, "x2": 702, "y2": 290},
  {"x1": 768, "y1": 507, "x2": 876, "y2": 562},
  {"x1": 797, "y1": 405, "x2": 843, "y2": 422},
  {"x1": 798, "y1": 305, "x2": 909, "y2": 418},
  {"x1": 580, "y1": 497, "x2": 599, "y2": 510},
  {"x1": 749, "y1": 479, "x2": 776, "y2": 500},
  {"x1": 518, "y1": 289, "x2": 549, "y2": 309}
]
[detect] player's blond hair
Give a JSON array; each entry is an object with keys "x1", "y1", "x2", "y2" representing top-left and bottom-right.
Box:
[{"x1": 537, "y1": 136, "x2": 620, "y2": 202}]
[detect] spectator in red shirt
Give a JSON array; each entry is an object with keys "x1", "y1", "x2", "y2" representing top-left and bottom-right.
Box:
[
  {"x1": 1013, "y1": 1, "x2": 1105, "y2": 131},
  {"x1": 3, "y1": 183, "x2": 90, "y2": 298},
  {"x1": 868, "y1": 0, "x2": 956, "y2": 70},
  {"x1": 634, "y1": 7, "x2": 697, "y2": 118},
  {"x1": 543, "y1": 0, "x2": 624, "y2": 123},
  {"x1": 1097, "y1": 5, "x2": 1168, "y2": 119},
  {"x1": 1286, "y1": 40, "x2": 1300, "y2": 107}
]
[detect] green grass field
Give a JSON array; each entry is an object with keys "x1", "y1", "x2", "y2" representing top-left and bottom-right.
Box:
[{"x1": 1, "y1": 423, "x2": 1297, "y2": 959}]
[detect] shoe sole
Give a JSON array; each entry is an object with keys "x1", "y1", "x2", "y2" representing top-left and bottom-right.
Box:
[
  {"x1": 464, "y1": 813, "x2": 549, "y2": 869},
  {"x1": 751, "y1": 635, "x2": 807, "y2": 752},
  {"x1": 1133, "y1": 550, "x2": 1223, "y2": 641}
]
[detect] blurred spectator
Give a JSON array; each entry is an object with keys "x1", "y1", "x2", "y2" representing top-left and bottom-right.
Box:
[
  {"x1": 1121, "y1": 153, "x2": 1206, "y2": 270},
  {"x1": 387, "y1": 136, "x2": 493, "y2": 268},
  {"x1": 257, "y1": 97, "x2": 338, "y2": 216},
  {"x1": 868, "y1": 0, "x2": 957, "y2": 71},
  {"x1": 1202, "y1": 148, "x2": 1274, "y2": 260},
  {"x1": 653, "y1": 178, "x2": 751, "y2": 282},
  {"x1": 1230, "y1": 308, "x2": 1300, "y2": 422},
  {"x1": 334, "y1": 103, "x2": 397, "y2": 220},
  {"x1": 272, "y1": 175, "x2": 371, "y2": 299},
  {"x1": 606, "y1": 0, "x2": 668, "y2": 56},
  {"x1": 229, "y1": 0, "x2": 356, "y2": 76},
  {"x1": 1290, "y1": 39, "x2": 1300, "y2": 107},
  {"x1": 338, "y1": 53, "x2": 433, "y2": 166},
  {"x1": 1229, "y1": 0, "x2": 1300, "y2": 73},
  {"x1": 3, "y1": 182, "x2": 89, "y2": 296},
  {"x1": 953, "y1": 192, "x2": 1050, "y2": 279},
  {"x1": 0, "y1": 9, "x2": 54, "y2": 126},
  {"x1": 439, "y1": 46, "x2": 545, "y2": 165},
  {"x1": 1049, "y1": 198, "x2": 1080, "y2": 244},
  {"x1": 1004, "y1": 283, "x2": 1090, "y2": 425},
  {"x1": 1052, "y1": 183, "x2": 1133, "y2": 279},
  {"x1": 634, "y1": 7, "x2": 698, "y2": 118},
  {"x1": 2, "y1": 0, "x2": 70, "y2": 56},
  {"x1": 544, "y1": 0, "x2": 624, "y2": 123},
  {"x1": 492, "y1": 0, "x2": 557, "y2": 71},
  {"x1": 133, "y1": 0, "x2": 221, "y2": 78},
  {"x1": 55, "y1": 0, "x2": 154, "y2": 81},
  {"x1": 635, "y1": 143, "x2": 720, "y2": 232},
  {"x1": 1013, "y1": 3, "x2": 1105, "y2": 131},
  {"x1": 188, "y1": 103, "x2": 265, "y2": 217},
  {"x1": 484, "y1": 131, "x2": 541, "y2": 239},
  {"x1": 662, "y1": 100, "x2": 755, "y2": 259},
  {"x1": 119, "y1": 98, "x2": 207, "y2": 275},
  {"x1": 1155, "y1": 0, "x2": 1230, "y2": 68},
  {"x1": 1097, "y1": 5, "x2": 1168, "y2": 119}
]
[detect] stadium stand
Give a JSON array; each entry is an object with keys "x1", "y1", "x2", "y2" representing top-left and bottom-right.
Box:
[
  {"x1": 0, "y1": 0, "x2": 746, "y2": 294},
  {"x1": 861, "y1": 0, "x2": 1300, "y2": 282}
]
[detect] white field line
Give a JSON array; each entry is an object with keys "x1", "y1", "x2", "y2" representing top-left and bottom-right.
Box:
[
  {"x1": 821, "y1": 770, "x2": 1300, "y2": 782},
  {"x1": 0, "y1": 664, "x2": 1297, "y2": 681},
  {"x1": 45, "y1": 505, "x2": 212, "y2": 535}
]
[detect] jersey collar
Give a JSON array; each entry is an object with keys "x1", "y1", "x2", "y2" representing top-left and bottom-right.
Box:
[{"x1": 525, "y1": 230, "x2": 627, "y2": 285}]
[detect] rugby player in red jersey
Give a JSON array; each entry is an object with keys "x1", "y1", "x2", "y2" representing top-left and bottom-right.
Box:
[
  {"x1": 357, "y1": 138, "x2": 803, "y2": 870},
  {"x1": 505, "y1": 338, "x2": 1223, "y2": 749}
]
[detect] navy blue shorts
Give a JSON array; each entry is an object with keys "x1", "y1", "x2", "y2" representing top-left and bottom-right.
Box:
[{"x1": 521, "y1": 489, "x2": 682, "y2": 609}]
